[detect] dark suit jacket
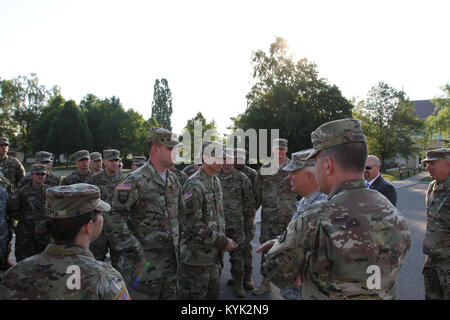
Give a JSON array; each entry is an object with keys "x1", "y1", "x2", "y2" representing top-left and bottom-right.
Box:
[{"x1": 369, "y1": 174, "x2": 397, "y2": 207}]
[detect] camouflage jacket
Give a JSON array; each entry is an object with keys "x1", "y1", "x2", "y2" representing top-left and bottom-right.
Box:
[
  {"x1": 61, "y1": 170, "x2": 94, "y2": 185},
  {"x1": 180, "y1": 167, "x2": 228, "y2": 266},
  {"x1": 0, "y1": 183, "x2": 9, "y2": 257},
  {"x1": 235, "y1": 165, "x2": 257, "y2": 190},
  {"x1": 266, "y1": 179, "x2": 411, "y2": 300},
  {"x1": 0, "y1": 156, "x2": 25, "y2": 191},
  {"x1": 254, "y1": 158, "x2": 298, "y2": 242},
  {"x1": 7, "y1": 183, "x2": 49, "y2": 232},
  {"x1": 291, "y1": 190, "x2": 328, "y2": 220},
  {"x1": 218, "y1": 168, "x2": 255, "y2": 245},
  {"x1": 0, "y1": 244, "x2": 130, "y2": 300},
  {"x1": 18, "y1": 170, "x2": 61, "y2": 188},
  {"x1": 111, "y1": 161, "x2": 183, "y2": 282},
  {"x1": 173, "y1": 168, "x2": 189, "y2": 187},
  {"x1": 88, "y1": 170, "x2": 126, "y2": 205},
  {"x1": 423, "y1": 176, "x2": 450, "y2": 261},
  {"x1": 182, "y1": 164, "x2": 199, "y2": 177}
]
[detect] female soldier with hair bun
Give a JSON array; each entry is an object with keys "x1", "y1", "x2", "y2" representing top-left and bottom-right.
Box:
[{"x1": 0, "y1": 183, "x2": 131, "y2": 300}]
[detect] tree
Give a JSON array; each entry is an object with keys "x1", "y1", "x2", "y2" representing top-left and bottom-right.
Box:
[
  {"x1": 182, "y1": 112, "x2": 218, "y2": 161},
  {"x1": 0, "y1": 79, "x2": 20, "y2": 138},
  {"x1": 426, "y1": 84, "x2": 450, "y2": 146},
  {"x1": 151, "y1": 78, "x2": 173, "y2": 130},
  {"x1": 44, "y1": 100, "x2": 93, "y2": 163},
  {"x1": 353, "y1": 82, "x2": 425, "y2": 170},
  {"x1": 234, "y1": 37, "x2": 353, "y2": 162}
]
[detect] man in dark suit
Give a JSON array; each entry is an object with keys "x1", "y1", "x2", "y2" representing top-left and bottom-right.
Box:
[{"x1": 364, "y1": 155, "x2": 397, "y2": 206}]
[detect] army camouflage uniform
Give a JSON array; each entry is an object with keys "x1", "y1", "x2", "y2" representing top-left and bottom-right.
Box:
[
  {"x1": 179, "y1": 160, "x2": 228, "y2": 300},
  {"x1": 7, "y1": 184, "x2": 51, "y2": 262},
  {"x1": 61, "y1": 170, "x2": 94, "y2": 185},
  {"x1": 182, "y1": 164, "x2": 199, "y2": 177},
  {"x1": 19, "y1": 170, "x2": 61, "y2": 188},
  {"x1": 87, "y1": 168, "x2": 126, "y2": 262},
  {"x1": 172, "y1": 167, "x2": 189, "y2": 187},
  {"x1": 266, "y1": 118, "x2": 411, "y2": 300},
  {"x1": 0, "y1": 155, "x2": 25, "y2": 191},
  {"x1": 218, "y1": 168, "x2": 255, "y2": 292},
  {"x1": 0, "y1": 183, "x2": 131, "y2": 300},
  {"x1": 111, "y1": 129, "x2": 183, "y2": 300},
  {"x1": 254, "y1": 157, "x2": 297, "y2": 277},
  {"x1": 0, "y1": 174, "x2": 12, "y2": 264},
  {"x1": 422, "y1": 148, "x2": 450, "y2": 300}
]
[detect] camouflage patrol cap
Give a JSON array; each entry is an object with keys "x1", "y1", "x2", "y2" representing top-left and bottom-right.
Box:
[
  {"x1": 35, "y1": 151, "x2": 53, "y2": 162},
  {"x1": 132, "y1": 156, "x2": 147, "y2": 165},
  {"x1": 422, "y1": 148, "x2": 450, "y2": 162},
  {"x1": 283, "y1": 149, "x2": 316, "y2": 172},
  {"x1": 0, "y1": 137, "x2": 9, "y2": 145},
  {"x1": 90, "y1": 152, "x2": 102, "y2": 161},
  {"x1": 234, "y1": 148, "x2": 247, "y2": 161},
  {"x1": 46, "y1": 183, "x2": 111, "y2": 219},
  {"x1": 202, "y1": 141, "x2": 224, "y2": 157},
  {"x1": 147, "y1": 127, "x2": 182, "y2": 148},
  {"x1": 31, "y1": 164, "x2": 47, "y2": 174},
  {"x1": 103, "y1": 149, "x2": 120, "y2": 161},
  {"x1": 306, "y1": 118, "x2": 367, "y2": 160},
  {"x1": 273, "y1": 138, "x2": 288, "y2": 149},
  {"x1": 74, "y1": 150, "x2": 90, "y2": 161}
]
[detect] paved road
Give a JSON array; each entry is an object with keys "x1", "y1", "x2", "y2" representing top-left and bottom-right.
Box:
[{"x1": 220, "y1": 172, "x2": 429, "y2": 300}]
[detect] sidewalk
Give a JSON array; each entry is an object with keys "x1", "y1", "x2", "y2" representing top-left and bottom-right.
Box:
[{"x1": 390, "y1": 170, "x2": 429, "y2": 189}]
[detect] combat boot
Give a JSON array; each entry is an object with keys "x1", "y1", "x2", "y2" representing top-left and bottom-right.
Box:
[
  {"x1": 243, "y1": 273, "x2": 254, "y2": 290},
  {"x1": 252, "y1": 277, "x2": 271, "y2": 295},
  {"x1": 233, "y1": 277, "x2": 246, "y2": 298}
]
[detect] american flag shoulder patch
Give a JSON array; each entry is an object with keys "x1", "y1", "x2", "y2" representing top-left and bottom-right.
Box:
[
  {"x1": 117, "y1": 288, "x2": 131, "y2": 300},
  {"x1": 117, "y1": 183, "x2": 132, "y2": 191},
  {"x1": 183, "y1": 191, "x2": 193, "y2": 200}
]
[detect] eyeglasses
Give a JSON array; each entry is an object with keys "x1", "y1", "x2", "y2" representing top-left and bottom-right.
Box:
[{"x1": 366, "y1": 166, "x2": 373, "y2": 170}]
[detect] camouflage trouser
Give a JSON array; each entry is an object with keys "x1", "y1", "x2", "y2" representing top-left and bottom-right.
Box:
[
  {"x1": 423, "y1": 256, "x2": 450, "y2": 300},
  {"x1": 179, "y1": 263, "x2": 221, "y2": 299},
  {"x1": 229, "y1": 244, "x2": 245, "y2": 280},
  {"x1": 130, "y1": 274, "x2": 177, "y2": 300},
  {"x1": 90, "y1": 230, "x2": 109, "y2": 261},
  {"x1": 243, "y1": 240, "x2": 253, "y2": 277}
]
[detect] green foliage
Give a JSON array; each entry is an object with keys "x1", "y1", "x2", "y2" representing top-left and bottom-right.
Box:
[
  {"x1": 182, "y1": 112, "x2": 218, "y2": 160},
  {"x1": 234, "y1": 37, "x2": 353, "y2": 160},
  {"x1": 353, "y1": 82, "x2": 425, "y2": 170},
  {"x1": 44, "y1": 100, "x2": 93, "y2": 161},
  {"x1": 151, "y1": 78, "x2": 173, "y2": 131},
  {"x1": 427, "y1": 84, "x2": 450, "y2": 146}
]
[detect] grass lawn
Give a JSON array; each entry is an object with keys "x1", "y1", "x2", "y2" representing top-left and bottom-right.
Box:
[{"x1": 381, "y1": 167, "x2": 424, "y2": 181}]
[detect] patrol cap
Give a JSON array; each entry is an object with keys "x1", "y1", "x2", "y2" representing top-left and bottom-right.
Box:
[
  {"x1": 283, "y1": 149, "x2": 316, "y2": 172},
  {"x1": 74, "y1": 150, "x2": 90, "y2": 161},
  {"x1": 0, "y1": 137, "x2": 9, "y2": 145},
  {"x1": 103, "y1": 149, "x2": 120, "y2": 161},
  {"x1": 234, "y1": 148, "x2": 247, "y2": 161},
  {"x1": 132, "y1": 156, "x2": 147, "y2": 165},
  {"x1": 31, "y1": 164, "x2": 47, "y2": 174},
  {"x1": 35, "y1": 151, "x2": 53, "y2": 162},
  {"x1": 306, "y1": 118, "x2": 367, "y2": 160},
  {"x1": 202, "y1": 141, "x2": 224, "y2": 157},
  {"x1": 46, "y1": 183, "x2": 110, "y2": 219},
  {"x1": 422, "y1": 148, "x2": 450, "y2": 162},
  {"x1": 90, "y1": 152, "x2": 102, "y2": 161},
  {"x1": 272, "y1": 138, "x2": 288, "y2": 149},
  {"x1": 147, "y1": 127, "x2": 182, "y2": 148}
]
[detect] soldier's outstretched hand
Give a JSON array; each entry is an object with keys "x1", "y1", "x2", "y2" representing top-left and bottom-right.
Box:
[
  {"x1": 224, "y1": 238, "x2": 237, "y2": 252},
  {"x1": 256, "y1": 239, "x2": 276, "y2": 253}
]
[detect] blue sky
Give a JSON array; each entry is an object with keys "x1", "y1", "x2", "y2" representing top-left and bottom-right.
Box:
[{"x1": 1, "y1": 0, "x2": 449, "y2": 135}]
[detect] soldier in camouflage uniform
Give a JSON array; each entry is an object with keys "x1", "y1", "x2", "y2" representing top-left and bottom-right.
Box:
[
  {"x1": 90, "y1": 152, "x2": 103, "y2": 174},
  {"x1": 253, "y1": 138, "x2": 298, "y2": 295},
  {"x1": 0, "y1": 170, "x2": 12, "y2": 269},
  {"x1": 18, "y1": 151, "x2": 61, "y2": 188},
  {"x1": 61, "y1": 150, "x2": 94, "y2": 185},
  {"x1": 6, "y1": 164, "x2": 51, "y2": 262},
  {"x1": 111, "y1": 127, "x2": 184, "y2": 300},
  {"x1": 182, "y1": 163, "x2": 201, "y2": 177},
  {"x1": 257, "y1": 148, "x2": 327, "y2": 300},
  {"x1": 88, "y1": 149, "x2": 126, "y2": 264},
  {"x1": 0, "y1": 137, "x2": 25, "y2": 191},
  {"x1": 179, "y1": 141, "x2": 237, "y2": 299},
  {"x1": 218, "y1": 148, "x2": 255, "y2": 298},
  {"x1": 0, "y1": 183, "x2": 131, "y2": 300},
  {"x1": 131, "y1": 156, "x2": 146, "y2": 171},
  {"x1": 265, "y1": 118, "x2": 411, "y2": 300},
  {"x1": 422, "y1": 148, "x2": 450, "y2": 300}
]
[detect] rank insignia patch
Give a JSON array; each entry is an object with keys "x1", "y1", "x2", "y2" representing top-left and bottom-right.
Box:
[{"x1": 183, "y1": 192, "x2": 193, "y2": 200}]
